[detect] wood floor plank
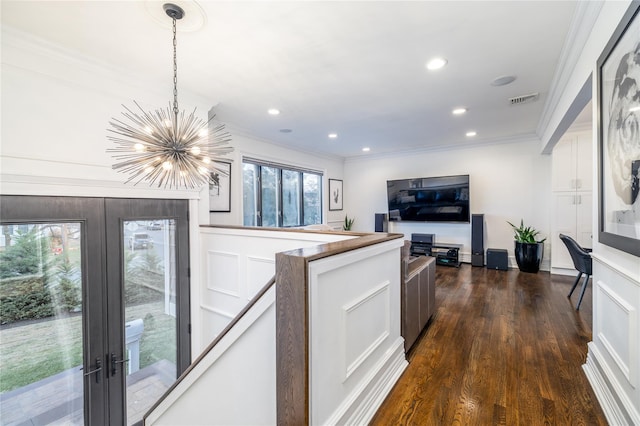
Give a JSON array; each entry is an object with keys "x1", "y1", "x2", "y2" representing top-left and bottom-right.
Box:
[{"x1": 370, "y1": 264, "x2": 607, "y2": 425}]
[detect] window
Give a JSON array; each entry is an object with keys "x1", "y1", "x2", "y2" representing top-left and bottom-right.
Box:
[{"x1": 243, "y1": 159, "x2": 322, "y2": 227}]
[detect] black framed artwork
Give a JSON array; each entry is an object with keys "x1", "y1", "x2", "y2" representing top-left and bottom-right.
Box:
[
  {"x1": 597, "y1": 0, "x2": 640, "y2": 256},
  {"x1": 209, "y1": 161, "x2": 231, "y2": 213},
  {"x1": 328, "y1": 179, "x2": 343, "y2": 211}
]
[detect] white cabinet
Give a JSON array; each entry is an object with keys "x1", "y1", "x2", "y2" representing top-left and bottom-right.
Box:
[
  {"x1": 552, "y1": 132, "x2": 593, "y2": 192},
  {"x1": 551, "y1": 131, "x2": 593, "y2": 270}
]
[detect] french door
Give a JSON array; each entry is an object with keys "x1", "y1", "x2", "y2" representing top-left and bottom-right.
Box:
[{"x1": 0, "y1": 196, "x2": 191, "y2": 425}]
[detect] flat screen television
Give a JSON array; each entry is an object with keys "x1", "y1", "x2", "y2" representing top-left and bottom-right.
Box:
[{"x1": 387, "y1": 175, "x2": 470, "y2": 223}]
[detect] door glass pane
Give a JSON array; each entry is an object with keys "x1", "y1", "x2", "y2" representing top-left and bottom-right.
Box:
[
  {"x1": 303, "y1": 173, "x2": 322, "y2": 225},
  {"x1": 123, "y1": 220, "x2": 177, "y2": 425},
  {"x1": 282, "y1": 170, "x2": 300, "y2": 227},
  {"x1": 261, "y1": 166, "x2": 279, "y2": 227},
  {"x1": 0, "y1": 223, "x2": 84, "y2": 425},
  {"x1": 243, "y1": 163, "x2": 259, "y2": 226}
]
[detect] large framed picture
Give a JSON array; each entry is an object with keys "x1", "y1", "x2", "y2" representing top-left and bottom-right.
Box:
[
  {"x1": 209, "y1": 161, "x2": 231, "y2": 213},
  {"x1": 597, "y1": 1, "x2": 640, "y2": 257},
  {"x1": 328, "y1": 179, "x2": 343, "y2": 211}
]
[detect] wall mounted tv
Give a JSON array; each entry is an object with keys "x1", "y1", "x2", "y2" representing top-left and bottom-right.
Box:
[{"x1": 387, "y1": 175, "x2": 470, "y2": 223}]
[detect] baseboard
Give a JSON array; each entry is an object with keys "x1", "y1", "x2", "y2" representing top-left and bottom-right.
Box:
[
  {"x1": 325, "y1": 337, "x2": 408, "y2": 425},
  {"x1": 583, "y1": 342, "x2": 640, "y2": 425}
]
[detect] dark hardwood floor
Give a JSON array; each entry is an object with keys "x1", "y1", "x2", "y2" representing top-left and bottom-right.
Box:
[{"x1": 371, "y1": 264, "x2": 607, "y2": 425}]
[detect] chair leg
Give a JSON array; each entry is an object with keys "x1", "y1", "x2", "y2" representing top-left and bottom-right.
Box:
[
  {"x1": 575, "y1": 274, "x2": 591, "y2": 310},
  {"x1": 568, "y1": 272, "x2": 583, "y2": 298}
]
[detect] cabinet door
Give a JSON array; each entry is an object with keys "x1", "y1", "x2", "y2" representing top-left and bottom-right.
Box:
[
  {"x1": 403, "y1": 273, "x2": 420, "y2": 351},
  {"x1": 575, "y1": 133, "x2": 593, "y2": 191},
  {"x1": 552, "y1": 137, "x2": 576, "y2": 192},
  {"x1": 552, "y1": 132, "x2": 593, "y2": 192},
  {"x1": 576, "y1": 192, "x2": 593, "y2": 249},
  {"x1": 552, "y1": 193, "x2": 578, "y2": 269},
  {"x1": 424, "y1": 263, "x2": 435, "y2": 323}
]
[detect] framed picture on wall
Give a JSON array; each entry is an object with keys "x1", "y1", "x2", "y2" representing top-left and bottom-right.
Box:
[
  {"x1": 596, "y1": 1, "x2": 640, "y2": 256},
  {"x1": 209, "y1": 161, "x2": 231, "y2": 213},
  {"x1": 329, "y1": 179, "x2": 343, "y2": 211}
]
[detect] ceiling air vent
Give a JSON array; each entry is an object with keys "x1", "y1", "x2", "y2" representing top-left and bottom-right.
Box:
[{"x1": 509, "y1": 92, "x2": 539, "y2": 105}]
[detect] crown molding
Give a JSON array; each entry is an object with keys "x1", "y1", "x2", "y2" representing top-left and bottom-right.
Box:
[
  {"x1": 344, "y1": 133, "x2": 541, "y2": 164},
  {"x1": 536, "y1": 1, "x2": 603, "y2": 139}
]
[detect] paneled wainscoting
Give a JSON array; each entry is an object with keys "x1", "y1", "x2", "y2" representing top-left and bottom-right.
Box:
[{"x1": 371, "y1": 264, "x2": 607, "y2": 425}]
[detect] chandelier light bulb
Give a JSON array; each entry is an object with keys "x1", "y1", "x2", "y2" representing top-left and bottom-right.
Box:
[
  {"x1": 134, "y1": 143, "x2": 145, "y2": 152},
  {"x1": 202, "y1": 156, "x2": 211, "y2": 164},
  {"x1": 191, "y1": 146, "x2": 201, "y2": 155},
  {"x1": 198, "y1": 166, "x2": 209, "y2": 174},
  {"x1": 162, "y1": 161, "x2": 173, "y2": 170}
]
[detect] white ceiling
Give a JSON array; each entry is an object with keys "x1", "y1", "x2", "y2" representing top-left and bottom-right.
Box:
[{"x1": 1, "y1": 0, "x2": 580, "y2": 159}]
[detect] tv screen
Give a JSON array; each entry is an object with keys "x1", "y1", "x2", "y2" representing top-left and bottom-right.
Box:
[{"x1": 387, "y1": 175, "x2": 470, "y2": 223}]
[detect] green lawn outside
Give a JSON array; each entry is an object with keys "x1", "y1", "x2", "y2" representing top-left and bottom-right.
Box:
[{"x1": 0, "y1": 302, "x2": 175, "y2": 393}]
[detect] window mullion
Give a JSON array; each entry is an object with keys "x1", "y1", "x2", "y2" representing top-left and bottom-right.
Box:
[
  {"x1": 298, "y1": 171, "x2": 304, "y2": 227},
  {"x1": 256, "y1": 165, "x2": 263, "y2": 226},
  {"x1": 278, "y1": 169, "x2": 283, "y2": 227}
]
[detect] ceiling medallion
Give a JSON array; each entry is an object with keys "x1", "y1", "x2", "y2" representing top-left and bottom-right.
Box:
[{"x1": 107, "y1": 3, "x2": 232, "y2": 189}]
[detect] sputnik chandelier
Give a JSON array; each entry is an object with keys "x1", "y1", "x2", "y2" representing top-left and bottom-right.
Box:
[{"x1": 107, "y1": 3, "x2": 232, "y2": 189}]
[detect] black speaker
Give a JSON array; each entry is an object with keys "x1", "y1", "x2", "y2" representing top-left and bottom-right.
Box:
[
  {"x1": 374, "y1": 213, "x2": 388, "y2": 232},
  {"x1": 487, "y1": 248, "x2": 508, "y2": 270},
  {"x1": 471, "y1": 214, "x2": 484, "y2": 267}
]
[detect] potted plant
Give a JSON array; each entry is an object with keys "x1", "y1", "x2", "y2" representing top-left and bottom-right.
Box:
[
  {"x1": 507, "y1": 219, "x2": 546, "y2": 273},
  {"x1": 343, "y1": 215, "x2": 354, "y2": 231}
]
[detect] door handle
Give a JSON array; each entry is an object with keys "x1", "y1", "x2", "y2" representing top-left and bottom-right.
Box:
[
  {"x1": 83, "y1": 357, "x2": 102, "y2": 383},
  {"x1": 111, "y1": 353, "x2": 129, "y2": 376}
]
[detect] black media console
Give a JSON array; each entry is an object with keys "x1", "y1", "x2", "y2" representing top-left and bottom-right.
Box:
[{"x1": 410, "y1": 235, "x2": 462, "y2": 268}]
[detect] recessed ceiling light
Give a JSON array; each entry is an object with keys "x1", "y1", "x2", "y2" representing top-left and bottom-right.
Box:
[
  {"x1": 362, "y1": 147, "x2": 370, "y2": 152},
  {"x1": 328, "y1": 133, "x2": 338, "y2": 139},
  {"x1": 426, "y1": 57, "x2": 447, "y2": 70},
  {"x1": 491, "y1": 75, "x2": 517, "y2": 86},
  {"x1": 466, "y1": 131, "x2": 477, "y2": 137},
  {"x1": 452, "y1": 108, "x2": 467, "y2": 115},
  {"x1": 267, "y1": 108, "x2": 280, "y2": 115}
]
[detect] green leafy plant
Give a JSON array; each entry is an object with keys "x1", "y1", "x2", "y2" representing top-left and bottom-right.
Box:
[
  {"x1": 507, "y1": 219, "x2": 546, "y2": 243},
  {"x1": 343, "y1": 215, "x2": 355, "y2": 231}
]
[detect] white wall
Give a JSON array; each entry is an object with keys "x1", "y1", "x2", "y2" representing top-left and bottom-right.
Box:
[{"x1": 343, "y1": 137, "x2": 552, "y2": 269}]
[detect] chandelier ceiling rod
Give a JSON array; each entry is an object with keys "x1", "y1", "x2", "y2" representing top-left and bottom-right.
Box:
[{"x1": 164, "y1": 3, "x2": 183, "y2": 117}]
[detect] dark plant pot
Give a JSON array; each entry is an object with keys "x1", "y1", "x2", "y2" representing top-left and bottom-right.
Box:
[{"x1": 514, "y1": 241, "x2": 544, "y2": 273}]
